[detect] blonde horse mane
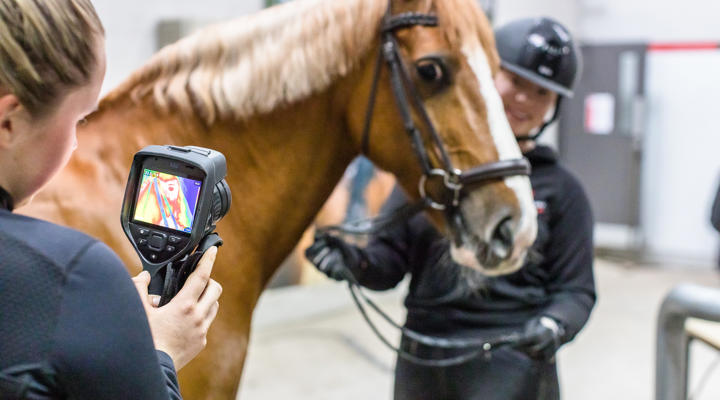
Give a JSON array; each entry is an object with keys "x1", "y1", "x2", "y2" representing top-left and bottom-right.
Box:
[{"x1": 102, "y1": 0, "x2": 496, "y2": 126}]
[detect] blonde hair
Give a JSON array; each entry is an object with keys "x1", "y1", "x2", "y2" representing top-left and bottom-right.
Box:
[{"x1": 0, "y1": 0, "x2": 104, "y2": 116}]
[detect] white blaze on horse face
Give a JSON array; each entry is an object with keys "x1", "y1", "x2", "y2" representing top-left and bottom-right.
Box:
[{"x1": 452, "y1": 44, "x2": 537, "y2": 274}]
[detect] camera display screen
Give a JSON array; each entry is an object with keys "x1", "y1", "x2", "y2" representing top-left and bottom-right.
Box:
[{"x1": 133, "y1": 169, "x2": 202, "y2": 233}]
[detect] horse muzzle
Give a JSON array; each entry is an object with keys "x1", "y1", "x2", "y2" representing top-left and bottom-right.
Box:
[{"x1": 447, "y1": 177, "x2": 537, "y2": 276}]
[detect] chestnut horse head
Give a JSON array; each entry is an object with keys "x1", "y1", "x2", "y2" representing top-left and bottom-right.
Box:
[
  {"x1": 20, "y1": 0, "x2": 535, "y2": 397},
  {"x1": 344, "y1": 0, "x2": 536, "y2": 275}
]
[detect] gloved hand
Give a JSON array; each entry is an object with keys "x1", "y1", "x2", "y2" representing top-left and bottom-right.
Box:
[
  {"x1": 305, "y1": 232, "x2": 364, "y2": 282},
  {"x1": 516, "y1": 315, "x2": 565, "y2": 361}
]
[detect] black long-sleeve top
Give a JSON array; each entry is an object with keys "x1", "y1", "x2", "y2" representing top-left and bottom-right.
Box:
[
  {"x1": 351, "y1": 145, "x2": 596, "y2": 343},
  {"x1": 0, "y1": 191, "x2": 182, "y2": 399}
]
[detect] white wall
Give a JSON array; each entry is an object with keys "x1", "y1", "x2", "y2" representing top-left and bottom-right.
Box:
[
  {"x1": 577, "y1": 0, "x2": 720, "y2": 264},
  {"x1": 493, "y1": 0, "x2": 580, "y2": 34},
  {"x1": 92, "y1": 0, "x2": 264, "y2": 94},
  {"x1": 641, "y1": 50, "x2": 720, "y2": 265},
  {"x1": 577, "y1": 0, "x2": 720, "y2": 43}
]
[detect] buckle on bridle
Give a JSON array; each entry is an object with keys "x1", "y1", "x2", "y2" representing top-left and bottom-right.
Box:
[{"x1": 418, "y1": 169, "x2": 463, "y2": 210}]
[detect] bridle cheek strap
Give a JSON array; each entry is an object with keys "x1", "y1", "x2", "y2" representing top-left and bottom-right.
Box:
[{"x1": 360, "y1": 8, "x2": 531, "y2": 212}]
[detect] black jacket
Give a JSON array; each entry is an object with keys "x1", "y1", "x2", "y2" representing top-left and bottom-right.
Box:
[
  {"x1": 0, "y1": 189, "x2": 181, "y2": 399},
  {"x1": 351, "y1": 145, "x2": 596, "y2": 343}
]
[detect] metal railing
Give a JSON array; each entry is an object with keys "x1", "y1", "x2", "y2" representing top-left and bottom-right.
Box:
[{"x1": 656, "y1": 283, "x2": 720, "y2": 400}]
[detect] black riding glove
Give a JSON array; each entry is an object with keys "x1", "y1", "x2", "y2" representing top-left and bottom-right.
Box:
[
  {"x1": 516, "y1": 316, "x2": 565, "y2": 361},
  {"x1": 305, "y1": 233, "x2": 364, "y2": 282}
]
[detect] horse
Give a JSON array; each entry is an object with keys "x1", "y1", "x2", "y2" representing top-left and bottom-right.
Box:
[
  {"x1": 277, "y1": 159, "x2": 397, "y2": 286},
  {"x1": 17, "y1": 0, "x2": 537, "y2": 397}
]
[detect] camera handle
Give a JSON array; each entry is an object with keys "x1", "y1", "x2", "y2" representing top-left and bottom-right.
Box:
[{"x1": 153, "y1": 232, "x2": 223, "y2": 307}]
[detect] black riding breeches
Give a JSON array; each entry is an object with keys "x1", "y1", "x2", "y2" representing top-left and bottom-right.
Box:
[{"x1": 393, "y1": 338, "x2": 560, "y2": 400}]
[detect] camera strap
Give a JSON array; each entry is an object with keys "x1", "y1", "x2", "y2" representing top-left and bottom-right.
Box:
[{"x1": 158, "y1": 232, "x2": 223, "y2": 306}]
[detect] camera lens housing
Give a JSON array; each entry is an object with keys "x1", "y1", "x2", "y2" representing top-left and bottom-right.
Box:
[{"x1": 211, "y1": 179, "x2": 232, "y2": 227}]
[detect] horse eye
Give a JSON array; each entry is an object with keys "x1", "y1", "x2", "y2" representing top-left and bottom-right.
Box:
[{"x1": 416, "y1": 59, "x2": 445, "y2": 83}]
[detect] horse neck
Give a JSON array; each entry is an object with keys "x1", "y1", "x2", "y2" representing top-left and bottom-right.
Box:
[
  {"x1": 217, "y1": 90, "x2": 357, "y2": 285},
  {"x1": 75, "y1": 98, "x2": 195, "y2": 186},
  {"x1": 85, "y1": 84, "x2": 357, "y2": 287}
]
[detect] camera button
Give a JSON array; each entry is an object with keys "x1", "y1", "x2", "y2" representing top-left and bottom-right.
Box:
[
  {"x1": 138, "y1": 228, "x2": 150, "y2": 236},
  {"x1": 168, "y1": 236, "x2": 182, "y2": 244},
  {"x1": 149, "y1": 233, "x2": 167, "y2": 249},
  {"x1": 165, "y1": 245, "x2": 176, "y2": 253}
]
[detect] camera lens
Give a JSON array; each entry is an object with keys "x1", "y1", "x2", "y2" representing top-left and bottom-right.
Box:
[{"x1": 211, "y1": 179, "x2": 232, "y2": 225}]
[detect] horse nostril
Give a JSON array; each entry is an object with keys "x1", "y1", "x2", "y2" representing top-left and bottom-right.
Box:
[
  {"x1": 489, "y1": 237, "x2": 510, "y2": 261},
  {"x1": 482, "y1": 217, "x2": 514, "y2": 267},
  {"x1": 493, "y1": 217, "x2": 514, "y2": 250},
  {"x1": 467, "y1": 216, "x2": 516, "y2": 270},
  {"x1": 475, "y1": 240, "x2": 504, "y2": 269}
]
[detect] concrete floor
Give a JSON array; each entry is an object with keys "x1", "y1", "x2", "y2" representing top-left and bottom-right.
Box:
[{"x1": 237, "y1": 258, "x2": 720, "y2": 399}]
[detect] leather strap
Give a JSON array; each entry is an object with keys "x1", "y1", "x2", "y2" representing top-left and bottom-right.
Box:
[
  {"x1": 459, "y1": 158, "x2": 531, "y2": 186},
  {"x1": 382, "y1": 12, "x2": 438, "y2": 33},
  {"x1": 158, "y1": 232, "x2": 223, "y2": 306}
]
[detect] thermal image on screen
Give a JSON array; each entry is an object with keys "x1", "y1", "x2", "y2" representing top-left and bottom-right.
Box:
[{"x1": 133, "y1": 169, "x2": 202, "y2": 233}]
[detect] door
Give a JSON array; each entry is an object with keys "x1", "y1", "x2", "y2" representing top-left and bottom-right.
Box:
[{"x1": 557, "y1": 44, "x2": 646, "y2": 227}]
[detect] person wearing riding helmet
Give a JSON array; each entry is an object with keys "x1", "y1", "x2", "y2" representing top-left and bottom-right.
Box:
[{"x1": 306, "y1": 17, "x2": 595, "y2": 400}]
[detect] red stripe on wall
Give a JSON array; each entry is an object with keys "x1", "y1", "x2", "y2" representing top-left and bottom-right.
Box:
[{"x1": 647, "y1": 42, "x2": 719, "y2": 52}]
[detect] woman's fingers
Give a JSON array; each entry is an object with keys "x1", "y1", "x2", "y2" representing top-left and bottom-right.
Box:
[
  {"x1": 178, "y1": 246, "x2": 218, "y2": 301},
  {"x1": 203, "y1": 301, "x2": 220, "y2": 332},
  {"x1": 131, "y1": 270, "x2": 151, "y2": 305},
  {"x1": 198, "y1": 279, "x2": 222, "y2": 313}
]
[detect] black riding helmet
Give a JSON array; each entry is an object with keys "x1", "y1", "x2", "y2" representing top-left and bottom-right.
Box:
[{"x1": 494, "y1": 17, "x2": 582, "y2": 141}]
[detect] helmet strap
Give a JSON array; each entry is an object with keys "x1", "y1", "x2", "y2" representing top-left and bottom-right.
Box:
[{"x1": 515, "y1": 97, "x2": 564, "y2": 142}]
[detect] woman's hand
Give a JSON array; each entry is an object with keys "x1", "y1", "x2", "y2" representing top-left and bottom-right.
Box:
[{"x1": 132, "y1": 246, "x2": 222, "y2": 370}]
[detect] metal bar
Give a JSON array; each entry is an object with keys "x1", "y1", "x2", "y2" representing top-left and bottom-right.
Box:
[{"x1": 656, "y1": 284, "x2": 720, "y2": 400}]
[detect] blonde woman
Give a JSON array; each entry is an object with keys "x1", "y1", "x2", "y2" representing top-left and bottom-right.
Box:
[{"x1": 0, "y1": 1, "x2": 222, "y2": 398}]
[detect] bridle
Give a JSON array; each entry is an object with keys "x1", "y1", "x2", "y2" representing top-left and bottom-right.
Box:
[
  {"x1": 318, "y1": 2, "x2": 533, "y2": 367},
  {"x1": 360, "y1": 2, "x2": 531, "y2": 212}
]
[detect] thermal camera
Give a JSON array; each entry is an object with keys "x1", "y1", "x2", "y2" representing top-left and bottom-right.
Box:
[{"x1": 121, "y1": 145, "x2": 231, "y2": 305}]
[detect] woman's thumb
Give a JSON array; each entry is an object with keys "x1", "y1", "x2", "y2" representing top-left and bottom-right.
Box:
[{"x1": 132, "y1": 270, "x2": 151, "y2": 298}]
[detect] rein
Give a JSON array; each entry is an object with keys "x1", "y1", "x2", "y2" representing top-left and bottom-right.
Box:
[
  {"x1": 341, "y1": 264, "x2": 525, "y2": 367},
  {"x1": 319, "y1": 204, "x2": 525, "y2": 367},
  {"x1": 318, "y1": 2, "x2": 530, "y2": 367}
]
